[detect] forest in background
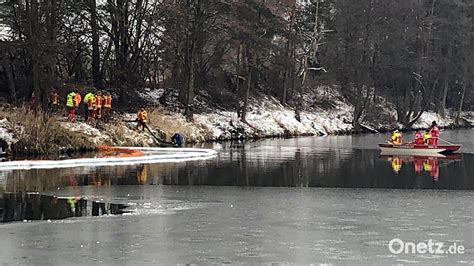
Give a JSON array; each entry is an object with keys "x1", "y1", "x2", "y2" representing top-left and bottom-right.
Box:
[{"x1": 1, "y1": 0, "x2": 474, "y2": 129}]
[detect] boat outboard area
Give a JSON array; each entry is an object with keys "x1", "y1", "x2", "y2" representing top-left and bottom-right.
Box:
[{"x1": 0, "y1": 146, "x2": 217, "y2": 171}]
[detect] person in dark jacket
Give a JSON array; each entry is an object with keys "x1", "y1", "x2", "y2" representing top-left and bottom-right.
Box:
[{"x1": 171, "y1": 132, "x2": 185, "y2": 147}]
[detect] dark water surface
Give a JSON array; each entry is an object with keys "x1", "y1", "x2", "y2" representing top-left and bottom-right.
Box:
[{"x1": 0, "y1": 129, "x2": 473, "y2": 264}]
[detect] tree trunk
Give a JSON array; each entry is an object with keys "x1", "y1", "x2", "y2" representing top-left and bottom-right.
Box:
[
  {"x1": 456, "y1": 82, "x2": 466, "y2": 125},
  {"x1": 26, "y1": 0, "x2": 41, "y2": 101},
  {"x1": 439, "y1": 79, "x2": 449, "y2": 117},
  {"x1": 88, "y1": 0, "x2": 102, "y2": 89},
  {"x1": 44, "y1": 0, "x2": 57, "y2": 108},
  {"x1": 281, "y1": 3, "x2": 295, "y2": 105},
  {"x1": 184, "y1": 39, "x2": 195, "y2": 121},
  {"x1": 241, "y1": 66, "x2": 252, "y2": 123},
  {"x1": 2, "y1": 52, "x2": 17, "y2": 102},
  {"x1": 236, "y1": 43, "x2": 241, "y2": 118},
  {"x1": 281, "y1": 69, "x2": 288, "y2": 105}
]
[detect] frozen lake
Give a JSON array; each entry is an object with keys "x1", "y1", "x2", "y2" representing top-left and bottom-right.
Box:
[{"x1": 1, "y1": 129, "x2": 473, "y2": 264}]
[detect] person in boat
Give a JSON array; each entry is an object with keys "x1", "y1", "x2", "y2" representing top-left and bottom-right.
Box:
[
  {"x1": 430, "y1": 121, "x2": 439, "y2": 146},
  {"x1": 413, "y1": 130, "x2": 424, "y2": 145},
  {"x1": 389, "y1": 130, "x2": 402, "y2": 145},
  {"x1": 423, "y1": 130, "x2": 432, "y2": 145},
  {"x1": 171, "y1": 132, "x2": 185, "y2": 147}
]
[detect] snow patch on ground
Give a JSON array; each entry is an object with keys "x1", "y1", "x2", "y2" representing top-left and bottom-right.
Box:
[
  {"x1": 464, "y1": 112, "x2": 474, "y2": 124},
  {"x1": 138, "y1": 88, "x2": 164, "y2": 105},
  {"x1": 61, "y1": 122, "x2": 112, "y2": 145},
  {"x1": 0, "y1": 119, "x2": 16, "y2": 147},
  {"x1": 194, "y1": 93, "x2": 354, "y2": 140},
  {"x1": 412, "y1": 112, "x2": 452, "y2": 128},
  {"x1": 61, "y1": 120, "x2": 158, "y2": 147},
  {"x1": 412, "y1": 111, "x2": 474, "y2": 128}
]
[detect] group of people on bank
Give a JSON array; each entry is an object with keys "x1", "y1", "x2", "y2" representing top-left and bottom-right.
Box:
[
  {"x1": 63, "y1": 90, "x2": 113, "y2": 123},
  {"x1": 389, "y1": 121, "x2": 440, "y2": 146},
  {"x1": 48, "y1": 89, "x2": 149, "y2": 132},
  {"x1": 42, "y1": 89, "x2": 185, "y2": 147},
  {"x1": 47, "y1": 89, "x2": 113, "y2": 123}
]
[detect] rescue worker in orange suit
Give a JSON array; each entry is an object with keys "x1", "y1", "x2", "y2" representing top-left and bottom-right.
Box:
[
  {"x1": 136, "y1": 106, "x2": 148, "y2": 131},
  {"x1": 74, "y1": 91, "x2": 82, "y2": 119},
  {"x1": 413, "y1": 130, "x2": 423, "y2": 145},
  {"x1": 430, "y1": 121, "x2": 439, "y2": 146},
  {"x1": 389, "y1": 130, "x2": 402, "y2": 145},
  {"x1": 103, "y1": 92, "x2": 112, "y2": 120},
  {"x1": 95, "y1": 92, "x2": 103, "y2": 119},
  {"x1": 89, "y1": 94, "x2": 97, "y2": 121}
]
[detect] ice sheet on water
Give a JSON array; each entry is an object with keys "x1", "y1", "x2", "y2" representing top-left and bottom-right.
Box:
[{"x1": 0, "y1": 147, "x2": 217, "y2": 170}]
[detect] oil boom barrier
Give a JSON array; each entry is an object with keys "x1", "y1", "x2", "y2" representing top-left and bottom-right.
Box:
[{"x1": 0, "y1": 147, "x2": 217, "y2": 171}]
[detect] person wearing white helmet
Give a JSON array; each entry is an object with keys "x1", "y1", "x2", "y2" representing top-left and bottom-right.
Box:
[{"x1": 389, "y1": 129, "x2": 402, "y2": 145}]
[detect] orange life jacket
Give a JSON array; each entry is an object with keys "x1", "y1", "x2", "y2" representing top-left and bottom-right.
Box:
[
  {"x1": 89, "y1": 97, "x2": 96, "y2": 110},
  {"x1": 414, "y1": 132, "x2": 423, "y2": 145},
  {"x1": 104, "y1": 95, "x2": 112, "y2": 108},
  {"x1": 74, "y1": 93, "x2": 82, "y2": 107},
  {"x1": 137, "y1": 110, "x2": 147, "y2": 122},
  {"x1": 95, "y1": 96, "x2": 102, "y2": 108}
]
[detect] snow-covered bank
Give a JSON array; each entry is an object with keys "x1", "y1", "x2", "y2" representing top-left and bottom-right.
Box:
[
  {"x1": 1, "y1": 86, "x2": 473, "y2": 155},
  {"x1": 194, "y1": 96, "x2": 353, "y2": 139},
  {"x1": 193, "y1": 99, "x2": 473, "y2": 140},
  {"x1": 142, "y1": 86, "x2": 473, "y2": 141},
  {"x1": 0, "y1": 119, "x2": 15, "y2": 144}
]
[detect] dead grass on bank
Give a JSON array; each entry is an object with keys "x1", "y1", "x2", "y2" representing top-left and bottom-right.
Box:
[
  {"x1": 0, "y1": 106, "x2": 94, "y2": 155},
  {"x1": 147, "y1": 107, "x2": 213, "y2": 143},
  {"x1": 105, "y1": 122, "x2": 152, "y2": 147}
]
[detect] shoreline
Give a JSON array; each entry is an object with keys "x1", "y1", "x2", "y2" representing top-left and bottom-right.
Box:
[
  {"x1": 1, "y1": 92, "x2": 473, "y2": 157},
  {"x1": 1, "y1": 115, "x2": 472, "y2": 158}
]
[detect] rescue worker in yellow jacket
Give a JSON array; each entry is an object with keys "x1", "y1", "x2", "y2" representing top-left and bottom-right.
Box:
[
  {"x1": 66, "y1": 90, "x2": 77, "y2": 122},
  {"x1": 83, "y1": 91, "x2": 94, "y2": 121},
  {"x1": 423, "y1": 130, "x2": 432, "y2": 145},
  {"x1": 389, "y1": 130, "x2": 402, "y2": 145}
]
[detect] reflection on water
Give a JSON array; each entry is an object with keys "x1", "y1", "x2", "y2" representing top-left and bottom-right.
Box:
[
  {"x1": 0, "y1": 193, "x2": 129, "y2": 223},
  {"x1": 1, "y1": 132, "x2": 474, "y2": 223},
  {"x1": 383, "y1": 154, "x2": 461, "y2": 182}
]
